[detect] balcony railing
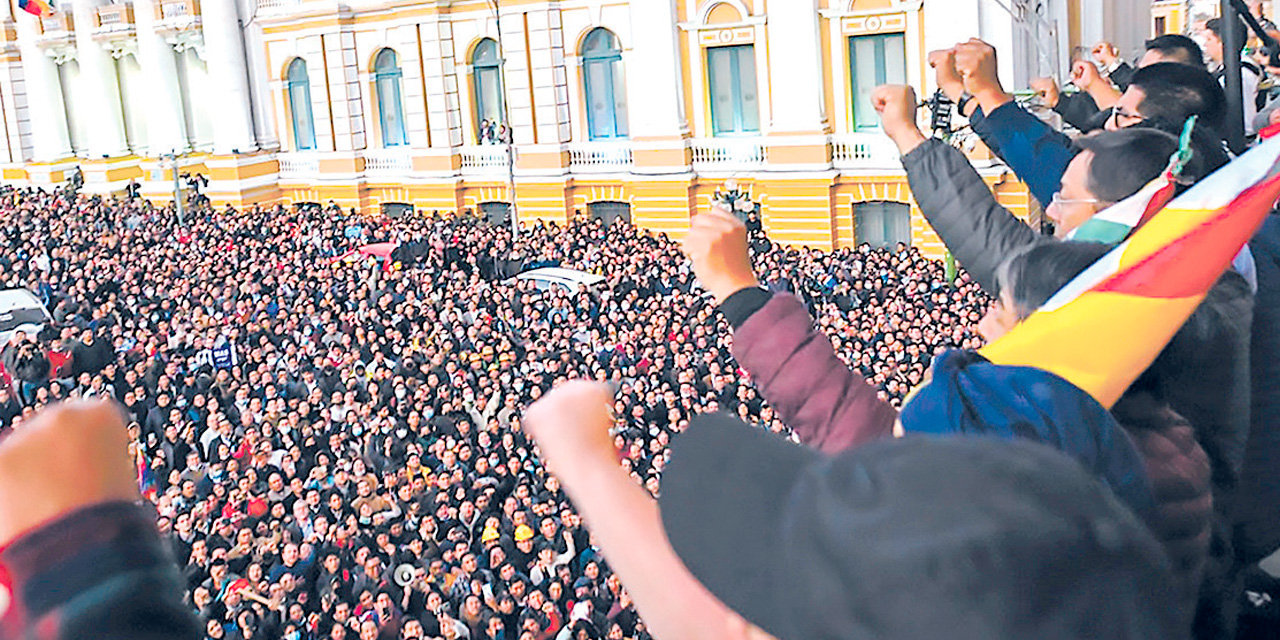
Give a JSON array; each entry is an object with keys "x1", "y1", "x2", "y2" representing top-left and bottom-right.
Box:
[
  {"x1": 96, "y1": 4, "x2": 134, "y2": 29},
  {"x1": 157, "y1": 0, "x2": 200, "y2": 21},
  {"x1": 831, "y1": 132, "x2": 901, "y2": 170},
  {"x1": 257, "y1": 0, "x2": 304, "y2": 11},
  {"x1": 690, "y1": 138, "x2": 768, "y2": 171},
  {"x1": 277, "y1": 154, "x2": 320, "y2": 178},
  {"x1": 568, "y1": 141, "x2": 633, "y2": 172},
  {"x1": 39, "y1": 13, "x2": 73, "y2": 35},
  {"x1": 364, "y1": 149, "x2": 413, "y2": 176},
  {"x1": 460, "y1": 146, "x2": 510, "y2": 176}
]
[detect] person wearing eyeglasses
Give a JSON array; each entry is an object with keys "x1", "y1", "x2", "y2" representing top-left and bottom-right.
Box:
[
  {"x1": 875, "y1": 82, "x2": 1256, "y2": 639},
  {"x1": 931, "y1": 42, "x2": 1229, "y2": 221}
]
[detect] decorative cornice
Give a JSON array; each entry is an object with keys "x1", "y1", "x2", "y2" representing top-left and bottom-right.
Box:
[
  {"x1": 105, "y1": 38, "x2": 140, "y2": 60},
  {"x1": 167, "y1": 30, "x2": 204, "y2": 60},
  {"x1": 44, "y1": 41, "x2": 77, "y2": 65}
]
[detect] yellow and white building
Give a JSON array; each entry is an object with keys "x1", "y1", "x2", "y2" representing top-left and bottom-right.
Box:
[{"x1": 0, "y1": 0, "x2": 1151, "y2": 254}]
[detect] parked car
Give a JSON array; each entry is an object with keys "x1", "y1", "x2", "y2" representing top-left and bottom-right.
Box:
[
  {"x1": 0, "y1": 288, "x2": 52, "y2": 346},
  {"x1": 507, "y1": 267, "x2": 605, "y2": 293}
]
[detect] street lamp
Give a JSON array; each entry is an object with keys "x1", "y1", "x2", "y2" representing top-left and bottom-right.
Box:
[
  {"x1": 162, "y1": 152, "x2": 185, "y2": 229},
  {"x1": 488, "y1": 0, "x2": 519, "y2": 239}
]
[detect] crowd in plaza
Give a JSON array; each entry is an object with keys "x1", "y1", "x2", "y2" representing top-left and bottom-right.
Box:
[
  {"x1": 0, "y1": 186, "x2": 985, "y2": 640},
  {"x1": 13, "y1": 5, "x2": 1280, "y2": 638}
]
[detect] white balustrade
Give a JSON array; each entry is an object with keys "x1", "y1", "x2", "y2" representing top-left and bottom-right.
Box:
[
  {"x1": 567, "y1": 141, "x2": 633, "y2": 172},
  {"x1": 459, "y1": 146, "x2": 510, "y2": 175},
  {"x1": 689, "y1": 138, "x2": 767, "y2": 170},
  {"x1": 364, "y1": 149, "x2": 413, "y2": 176},
  {"x1": 831, "y1": 132, "x2": 901, "y2": 170},
  {"x1": 256, "y1": 0, "x2": 303, "y2": 12},
  {"x1": 277, "y1": 154, "x2": 319, "y2": 178}
]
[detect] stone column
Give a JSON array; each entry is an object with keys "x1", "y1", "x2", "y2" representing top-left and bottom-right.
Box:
[
  {"x1": 134, "y1": 0, "x2": 189, "y2": 154},
  {"x1": 200, "y1": 0, "x2": 256, "y2": 153},
  {"x1": 71, "y1": 0, "x2": 129, "y2": 157},
  {"x1": 13, "y1": 10, "x2": 71, "y2": 160}
]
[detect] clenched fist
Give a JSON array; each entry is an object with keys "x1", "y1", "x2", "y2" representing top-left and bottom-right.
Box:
[
  {"x1": 1030, "y1": 77, "x2": 1061, "y2": 108},
  {"x1": 927, "y1": 49, "x2": 965, "y2": 101},
  {"x1": 522, "y1": 381, "x2": 618, "y2": 480},
  {"x1": 682, "y1": 204, "x2": 760, "y2": 305},
  {"x1": 871, "y1": 85, "x2": 927, "y2": 155},
  {"x1": 0, "y1": 401, "x2": 139, "y2": 546},
  {"x1": 953, "y1": 38, "x2": 1012, "y2": 112},
  {"x1": 1071, "y1": 59, "x2": 1105, "y2": 90}
]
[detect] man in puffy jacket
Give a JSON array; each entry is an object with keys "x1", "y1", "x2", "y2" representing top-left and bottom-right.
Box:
[{"x1": 874, "y1": 83, "x2": 1251, "y2": 639}]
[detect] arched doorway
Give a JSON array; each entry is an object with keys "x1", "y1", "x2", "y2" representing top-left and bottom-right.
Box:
[
  {"x1": 853, "y1": 201, "x2": 911, "y2": 248},
  {"x1": 381, "y1": 202, "x2": 413, "y2": 219},
  {"x1": 588, "y1": 201, "x2": 631, "y2": 225},
  {"x1": 480, "y1": 201, "x2": 511, "y2": 226}
]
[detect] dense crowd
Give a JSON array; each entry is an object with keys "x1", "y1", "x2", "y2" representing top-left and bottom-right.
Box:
[{"x1": 0, "y1": 189, "x2": 985, "y2": 640}]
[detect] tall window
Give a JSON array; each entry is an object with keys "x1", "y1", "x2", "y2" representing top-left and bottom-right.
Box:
[
  {"x1": 287, "y1": 59, "x2": 316, "y2": 151},
  {"x1": 706, "y1": 45, "x2": 759, "y2": 136},
  {"x1": 855, "y1": 202, "x2": 912, "y2": 248},
  {"x1": 582, "y1": 28, "x2": 628, "y2": 140},
  {"x1": 849, "y1": 33, "x2": 906, "y2": 130},
  {"x1": 473, "y1": 39, "x2": 504, "y2": 135},
  {"x1": 374, "y1": 49, "x2": 407, "y2": 147}
]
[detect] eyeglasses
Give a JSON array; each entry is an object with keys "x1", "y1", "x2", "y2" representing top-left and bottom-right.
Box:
[
  {"x1": 1111, "y1": 108, "x2": 1145, "y2": 126},
  {"x1": 1050, "y1": 193, "x2": 1104, "y2": 208}
]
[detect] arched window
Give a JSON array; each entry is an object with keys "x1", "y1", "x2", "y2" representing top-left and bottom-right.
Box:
[
  {"x1": 582, "y1": 28, "x2": 628, "y2": 140},
  {"x1": 374, "y1": 49, "x2": 407, "y2": 147},
  {"x1": 854, "y1": 201, "x2": 912, "y2": 248},
  {"x1": 287, "y1": 59, "x2": 316, "y2": 151},
  {"x1": 472, "y1": 39, "x2": 504, "y2": 140}
]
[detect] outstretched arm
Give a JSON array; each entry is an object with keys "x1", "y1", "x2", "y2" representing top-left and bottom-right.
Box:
[
  {"x1": 0, "y1": 401, "x2": 202, "y2": 640},
  {"x1": 683, "y1": 207, "x2": 898, "y2": 453},
  {"x1": 522, "y1": 382, "x2": 770, "y2": 640},
  {"x1": 872, "y1": 85, "x2": 1043, "y2": 294}
]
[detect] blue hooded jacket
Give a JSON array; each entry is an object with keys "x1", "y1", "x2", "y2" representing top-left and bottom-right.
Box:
[{"x1": 900, "y1": 350, "x2": 1155, "y2": 516}]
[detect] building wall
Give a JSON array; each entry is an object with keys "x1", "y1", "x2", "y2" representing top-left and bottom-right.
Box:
[{"x1": 0, "y1": 0, "x2": 1051, "y2": 259}]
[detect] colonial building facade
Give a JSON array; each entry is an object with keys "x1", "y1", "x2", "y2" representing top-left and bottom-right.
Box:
[{"x1": 0, "y1": 0, "x2": 1146, "y2": 254}]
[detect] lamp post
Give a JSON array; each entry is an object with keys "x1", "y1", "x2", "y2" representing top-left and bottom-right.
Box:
[
  {"x1": 488, "y1": 0, "x2": 519, "y2": 239},
  {"x1": 163, "y1": 152, "x2": 185, "y2": 229}
]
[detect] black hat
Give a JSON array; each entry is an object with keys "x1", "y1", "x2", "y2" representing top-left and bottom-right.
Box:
[{"x1": 658, "y1": 413, "x2": 1183, "y2": 640}]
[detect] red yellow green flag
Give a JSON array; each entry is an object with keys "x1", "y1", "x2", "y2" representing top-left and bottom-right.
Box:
[{"x1": 980, "y1": 136, "x2": 1280, "y2": 409}]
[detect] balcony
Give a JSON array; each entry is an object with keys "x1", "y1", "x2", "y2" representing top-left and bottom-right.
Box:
[
  {"x1": 690, "y1": 138, "x2": 768, "y2": 172},
  {"x1": 35, "y1": 12, "x2": 75, "y2": 58},
  {"x1": 39, "y1": 12, "x2": 72, "y2": 35},
  {"x1": 257, "y1": 0, "x2": 304, "y2": 12},
  {"x1": 364, "y1": 149, "x2": 413, "y2": 177},
  {"x1": 277, "y1": 154, "x2": 320, "y2": 179},
  {"x1": 157, "y1": 0, "x2": 199, "y2": 20},
  {"x1": 831, "y1": 132, "x2": 901, "y2": 170},
  {"x1": 95, "y1": 3, "x2": 134, "y2": 32},
  {"x1": 94, "y1": 3, "x2": 136, "y2": 51},
  {"x1": 568, "y1": 141, "x2": 633, "y2": 173},
  {"x1": 460, "y1": 146, "x2": 510, "y2": 176}
]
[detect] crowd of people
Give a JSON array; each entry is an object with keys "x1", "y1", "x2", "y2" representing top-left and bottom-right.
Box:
[
  {"x1": 0, "y1": 186, "x2": 986, "y2": 640},
  {"x1": 10, "y1": 10, "x2": 1280, "y2": 640}
]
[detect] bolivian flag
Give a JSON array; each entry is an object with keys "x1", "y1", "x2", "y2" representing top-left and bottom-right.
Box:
[
  {"x1": 19, "y1": 0, "x2": 54, "y2": 17},
  {"x1": 981, "y1": 135, "x2": 1280, "y2": 409}
]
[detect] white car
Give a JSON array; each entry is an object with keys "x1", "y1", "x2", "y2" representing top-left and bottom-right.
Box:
[
  {"x1": 0, "y1": 288, "x2": 52, "y2": 345},
  {"x1": 508, "y1": 267, "x2": 605, "y2": 293}
]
